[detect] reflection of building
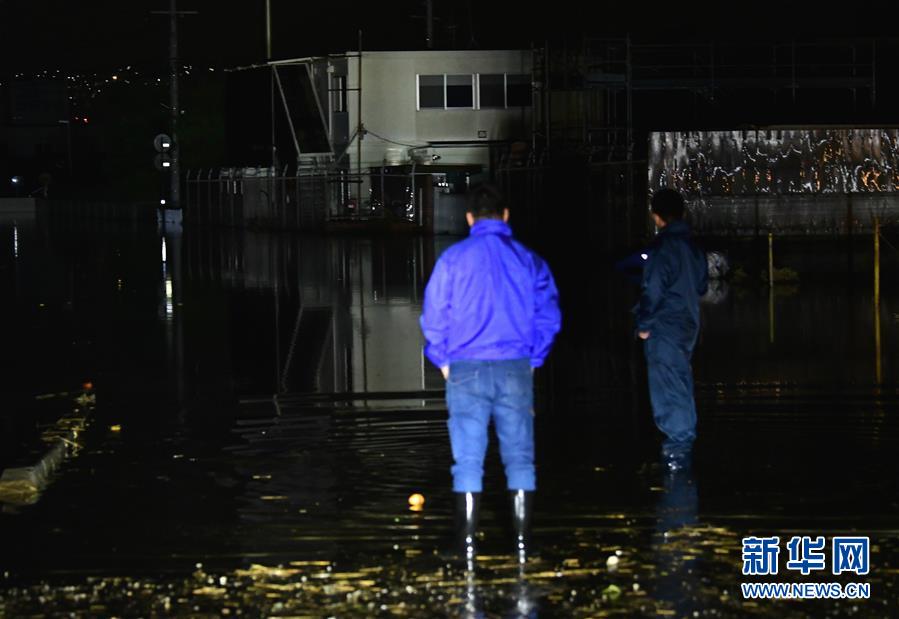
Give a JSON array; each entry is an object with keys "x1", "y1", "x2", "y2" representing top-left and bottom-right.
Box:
[
  {"x1": 348, "y1": 239, "x2": 427, "y2": 396},
  {"x1": 183, "y1": 231, "x2": 446, "y2": 396}
]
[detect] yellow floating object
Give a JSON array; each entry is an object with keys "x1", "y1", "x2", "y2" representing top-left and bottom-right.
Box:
[
  {"x1": 74, "y1": 393, "x2": 96, "y2": 407},
  {"x1": 110, "y1": 425, "x2": 122, "y2": 433},
  {"x1": 408, "y1": 493, "x2": 425, "y2": 508}
]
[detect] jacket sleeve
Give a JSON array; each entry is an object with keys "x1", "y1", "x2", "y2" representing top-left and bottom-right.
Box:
[
  {"x1": 419, "y1": 255, "x2": 453, "y2": 369},
  {"x1": 531, "y1": 256, "x2": 561, "y2": 367},
  {"x1": 635, "y1": 245, "x2": 670, "y2": 333}
]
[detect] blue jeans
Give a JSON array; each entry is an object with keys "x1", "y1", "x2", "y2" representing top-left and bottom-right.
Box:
[
  {"x1": 446, "y1": 358, "x2": 535, "y2": 493},
  {"x1": 644, "y1": 336, "x2": 697, "y2": 459}
]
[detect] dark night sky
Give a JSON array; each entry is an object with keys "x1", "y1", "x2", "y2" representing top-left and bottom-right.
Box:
[{"x1": 3, "y1": 0, "x2": 897, "y2": 73}]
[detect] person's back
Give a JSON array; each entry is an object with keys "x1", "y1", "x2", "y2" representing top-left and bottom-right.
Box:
[
  {"x1": 420, "y1": 184, "x2": 560, "y2": 566},
  {"x1": 424, "y1": 219, "x2": 556, "y2": 365},
  {"x1": 640, "y1": 219, "x2": 708, "y2": 350},
  {"x1": 635, "y1": 189, "x2": 708, "y2": 472}
]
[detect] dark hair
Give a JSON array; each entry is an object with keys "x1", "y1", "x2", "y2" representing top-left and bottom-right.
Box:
[
  {"x1": 466, "y1": 183, "x2": 506, "y2": 219},
  {"x1": 650, "y1": 188, "x2": 686, "y2": 223}
]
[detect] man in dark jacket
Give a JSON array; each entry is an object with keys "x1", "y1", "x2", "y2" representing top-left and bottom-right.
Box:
[
  {"x1": 420, "y1": 184, "x2": 561, "y2": 565},
  {"x1": 635, "y1": 189, "x2": 708, "y2": 472}
]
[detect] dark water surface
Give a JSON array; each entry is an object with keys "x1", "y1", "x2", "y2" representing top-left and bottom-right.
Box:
[{"x1": 1, "y1": 217, "x2": 898, "y2": 617}]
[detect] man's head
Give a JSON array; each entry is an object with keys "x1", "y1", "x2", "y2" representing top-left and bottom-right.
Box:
[
  {"x1": 466, "y1": 183, "x2": 509, "y2": 227},
  {"x1": 650, "y1": 188, "x2": 686, "y2": 228}
]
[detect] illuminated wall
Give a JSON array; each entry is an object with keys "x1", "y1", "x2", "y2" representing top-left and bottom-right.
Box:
[{"x1": 648, "y1": 129, "x2": 899, "y2": 234}]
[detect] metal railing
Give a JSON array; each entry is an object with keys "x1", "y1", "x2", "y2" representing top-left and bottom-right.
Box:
[{"x1": 185, "y1": 163, "x2": 475, "y2": 232}]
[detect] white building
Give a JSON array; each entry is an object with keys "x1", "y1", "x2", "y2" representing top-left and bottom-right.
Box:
[
  {"x1": 327, "y1": 49, "x2": 534, "y2": 170},
  {"x1": 237, "y1": 49, "x2": 534, "y2": 231}
]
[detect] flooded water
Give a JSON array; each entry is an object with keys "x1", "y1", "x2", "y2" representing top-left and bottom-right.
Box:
[{"x1": 1, "y1": 215, "x2": 899, "y2": 617}]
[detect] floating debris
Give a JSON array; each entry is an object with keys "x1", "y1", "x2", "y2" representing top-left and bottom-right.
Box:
[
  {"x1": 74, "y1": 393, "x2": 96, "y2": 407},
  {"x1": 602, "y1": 584, "x2": 622, "y2": 601}
]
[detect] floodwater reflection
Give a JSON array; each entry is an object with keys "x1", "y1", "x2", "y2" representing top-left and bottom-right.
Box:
[{"x1": 1, "y1": 222, "x2": 899, "y2": 616}]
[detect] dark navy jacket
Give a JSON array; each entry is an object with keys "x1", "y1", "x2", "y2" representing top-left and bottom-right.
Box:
[
  {"x1": 634, "y1": 220, "x2": 708, "y2": 350},
  {"x1": 420, "y1": 219, "x2": 561, "y2": 369}
]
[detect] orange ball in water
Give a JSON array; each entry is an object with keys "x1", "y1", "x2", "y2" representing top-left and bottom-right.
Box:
[{"x1": 408, "y1": 493, "x2": 425, "y2": 508}]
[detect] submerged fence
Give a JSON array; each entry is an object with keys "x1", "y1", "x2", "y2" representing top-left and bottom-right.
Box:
[
  {"x1": 184, "y1": 165, "x2": 337, "y2": 230},
  {"x1": 184, "y1": 165, "x2": 471, "y2": 233}
]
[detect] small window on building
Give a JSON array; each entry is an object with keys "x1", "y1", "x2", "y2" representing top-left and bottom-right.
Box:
[
  {"x1": 418, "y1": 75, "x2": 444, "y2": 109},
  {"x1": 331, "y1": 75, "x2": 347, "y2": 113},
  {"x1": 446, "y1": 74, "x2": 474, "y2": 108},
  {"x1": 506, "y1": 74, "x2": 531, "y2": 107},
  {"x1": 479, "y1": 74, "x2": 505, "y2": 108}
]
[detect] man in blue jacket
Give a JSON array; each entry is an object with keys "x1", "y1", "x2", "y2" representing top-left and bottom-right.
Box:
[
  {"x1": 635, "y1": 189, "x2": 708, "y2": 473},
  {"x1": 420, "y1": 184, "x2": 561, "y2": 565}
]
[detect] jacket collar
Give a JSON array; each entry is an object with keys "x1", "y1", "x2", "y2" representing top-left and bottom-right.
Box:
[
  {"x1": 470, "y1": 219, "x2": 512, "y2": 237},
  {"x1": 659, "y1": 219, "x2": 691, "y2": 238}
]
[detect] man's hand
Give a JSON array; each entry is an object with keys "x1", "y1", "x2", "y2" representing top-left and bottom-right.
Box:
[
  {"x1": 441, "y1": 365, "x2": 450, "y2": 380},
  {"x1": 638, "y1": 331, "x2": 650, "y2": 340}
]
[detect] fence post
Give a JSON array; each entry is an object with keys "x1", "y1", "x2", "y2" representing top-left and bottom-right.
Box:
[
  {"x1": 874, "y1": 216, "x2": 882, "y2": 384},
  {"x1": 768, "y1": 232, "x2": 774, "y2": 288}
]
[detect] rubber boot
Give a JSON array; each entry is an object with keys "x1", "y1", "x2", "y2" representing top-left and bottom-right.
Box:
[
  {"x1": 455, "y1": 491, "x2": 481, "y2": 567},
  {"x1": 511, "y1": 489, "x2": 535, "y2": 564}
]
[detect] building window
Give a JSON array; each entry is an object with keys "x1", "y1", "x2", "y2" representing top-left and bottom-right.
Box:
[
  {"x1": 478, "y1": 74, "x2": 505, "y2": 108},
  {"x1": 331, "y1": 75, "x2": 347, "y2": 113},
  {"x1": 506, "y1": 74, "x2": 531, "y2": 107},
  {"x1": 446, "y1": 74, "x2": 474, "y2": 108},
  {"x1": 417, "y1": 73, "x2": 530, "y2": 110},
  {"x1": 418, "y1": 75, "x2": 444, "y2": 109}
]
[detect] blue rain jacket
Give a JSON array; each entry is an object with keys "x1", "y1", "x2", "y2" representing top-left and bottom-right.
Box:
[
  {"x1": 634, "y1": 220, "x2": 709, "y2": 349},
  {"x1": 420, "y1": 219, "x2": 561, "y2": 369}
]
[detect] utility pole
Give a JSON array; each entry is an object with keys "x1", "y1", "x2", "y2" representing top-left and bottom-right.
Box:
[
  {"x1": 266, "y1": 0, "x2": 272, "y2": 59},
  {"x1": 426, "y1": 0, "x2": 433, "y2": 49},
  {"x1": 168, "y1": 0, "x2": 180, "y2": 209},
  {"x1": 151, "y1": 2, "x2": 197, "y2": 209}
]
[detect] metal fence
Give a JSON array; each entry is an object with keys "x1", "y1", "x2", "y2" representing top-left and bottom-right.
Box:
[
  {"x1": 185, "y1": 164, "x2": 484, "y2": 233},
  {"x1": 184, "y1": 164, "x2": 340, "y2": 230},
  {"x1": 688, "y1": 195, "x2": 899, "y2": 236}
]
